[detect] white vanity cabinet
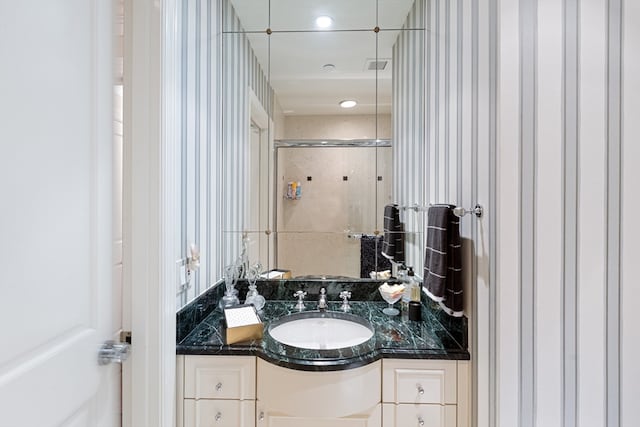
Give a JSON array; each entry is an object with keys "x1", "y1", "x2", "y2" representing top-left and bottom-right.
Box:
[
  {"x1": 177, "y1": 355, "x2": 256, "y2": 427},
  {"x1": 177, "y1": 356, "x2": 470, "y2": 427},
  {"x1": 381, "y1": 359, "x2": 470, "y2": 427},
  {"x1": 256, "y1": 358, "x2": 381, "y2": 426}
]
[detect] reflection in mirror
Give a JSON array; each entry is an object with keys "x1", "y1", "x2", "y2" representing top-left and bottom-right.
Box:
[
  {"x1": 222, "y1": 0, "x2": 426, "y2": 280},
  {"x1": 269, "y1": 31, "x2": 377, "y2": 115},
  {"x1": 275, "y1": 141, "x2": 391, "y2": 277},
  {"x1": 269, "y1": 0, "x2": 377, "y2": 32}
]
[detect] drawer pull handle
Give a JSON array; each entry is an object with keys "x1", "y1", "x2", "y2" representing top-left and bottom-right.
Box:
[
  {"x1": 215, "y1": 382, "x2": 223, "y2": 392},
  {"x1": 215, "y1": 412, "x2": 222, "y2": 422},
  {"x1": 259, "y1": 411, "x2": 265, "y2": 421},
  {"x1": 418, "y1": 416, "x2": 425, "y2": 426},
  {"x1": 417, "y1": 384, "x2": 424, "y2": 395}
]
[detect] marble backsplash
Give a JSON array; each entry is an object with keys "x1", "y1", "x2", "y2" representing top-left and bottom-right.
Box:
[{"x1": 177, "y1": 278, "x2": 468, "y2": 349}]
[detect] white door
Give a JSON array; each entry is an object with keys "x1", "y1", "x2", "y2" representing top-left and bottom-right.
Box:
[{"x1": 0, "y1": 1, "x2": 120, "y2": 426}]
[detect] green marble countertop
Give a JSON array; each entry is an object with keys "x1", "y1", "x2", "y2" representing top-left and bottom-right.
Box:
[{"x1": 176, "y1": 280, "x2": 469, "y2": 371}]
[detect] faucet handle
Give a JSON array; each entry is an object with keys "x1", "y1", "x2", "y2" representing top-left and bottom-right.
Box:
[
  {"x1": 339, "y1": 291, "x2": 352, "y2": 312},
  {"x1": 293, "y1": 290, "x2": 307, "y2": 311}
]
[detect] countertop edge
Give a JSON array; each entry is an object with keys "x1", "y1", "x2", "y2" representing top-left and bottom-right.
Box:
[{"x1": 176, "y1": 344, "x2": 470, "y2": 371}]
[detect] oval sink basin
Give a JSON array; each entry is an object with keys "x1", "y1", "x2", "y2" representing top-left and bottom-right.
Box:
[{"x1": 268, "y1": 311, "x2": 374, "y2": 350}]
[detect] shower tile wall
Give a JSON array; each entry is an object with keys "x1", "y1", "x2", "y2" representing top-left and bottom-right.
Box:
[{"x1": 276, "y1": 114, "x2": 392, "y2": 277}]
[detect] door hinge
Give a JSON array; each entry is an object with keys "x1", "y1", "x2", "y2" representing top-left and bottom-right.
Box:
[{"x1": 120, "y1": 330, "x2": 132, "y2": 344}]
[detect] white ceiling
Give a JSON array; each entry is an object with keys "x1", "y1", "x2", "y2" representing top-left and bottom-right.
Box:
[{"x1": 228, "y1": 0, "x2": 418, "y2": 116}]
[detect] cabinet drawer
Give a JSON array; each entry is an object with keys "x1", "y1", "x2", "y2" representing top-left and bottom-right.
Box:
[
  {"x1": 382, "y1": 403, "x2": 456, "y2": 427},
  {"x1": 257, "y1": 403, "x2": 381, "y2": 427},
  {"x1": 184, "y1": 399, "x2": 255, "y2": 427},
  {"x1": 382, "y1": 360, "x2": 457, "y2": 405},
  {"x1": 184, "y1": 355, "x2": 256, "y2": 400}
]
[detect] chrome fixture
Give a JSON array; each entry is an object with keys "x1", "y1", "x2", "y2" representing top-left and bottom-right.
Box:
[
  {"x1": 98, "y1": 340, "x2": 130, "y2": 365},
  {"x1": 398, "y1": 203, "x2": 484, "y2": 218},
  {"x1": 339, "y1": 291, "x2": 352, "y2": 312},
  {"x1": 318, "y1": 288, "x2": 328, "y2": 311},
  {"x1": 293, "y1": 290, "x2": 307, "y2": 311},
  {"x1": 452, "y1": 204, "x2": 483, "y2": 218}
]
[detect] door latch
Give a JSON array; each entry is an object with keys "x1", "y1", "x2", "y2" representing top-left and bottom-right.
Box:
[{"x1": 98, "y1": 340, "x2": 131, "y2": 365}]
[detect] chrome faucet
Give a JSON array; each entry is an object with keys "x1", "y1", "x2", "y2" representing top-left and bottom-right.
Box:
[{"x1": 318, "y1": 288, "x2": 328, "y2": 311}]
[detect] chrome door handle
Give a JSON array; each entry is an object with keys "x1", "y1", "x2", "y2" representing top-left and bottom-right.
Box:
[
  {"x1": 417, "y1": 384, "x2": 424, "y2": 395},
  {"x1": 98, "y1": 340, "x2": 130, "y2": 365},
  {"x1": 215, "y1": 412, "x2": 222, "y2": 422}
]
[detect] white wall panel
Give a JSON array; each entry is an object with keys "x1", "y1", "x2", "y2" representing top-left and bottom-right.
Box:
[
  {"x1": 534, "y1": 0, "x2": 563, "y2": 425},
  {"x1": 448, "y1": 0, "x2": 459, "y2": 204},
  {"x1": 475, "y1": 0, "x2": 496, "y2": 424},
  {"x1": 428, "y1": 0, "x2": 437, "y2": 200},
  {"x1": 497, "y1": 0, "x2": 520, "y2": 424},
  {"x1": 621, "y1": 2, "x2": 640, "y2": 426},
  {"x1": 577, "y1": 1, "x2": 608, "y2": 425}
]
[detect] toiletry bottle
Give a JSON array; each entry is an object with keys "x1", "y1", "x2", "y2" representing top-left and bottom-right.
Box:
[
  {"x1": 287, "y1": 182, "x2": 293, "y2": 199},
  {"x1": 295, "y1": 181, "x2": 301, "y2": 199},
  {"x1": 399, "y1": 265, "x2": 411, "y2": 313},
  {"x1": 408, "y1": 267, "x2": 421, "y2": 302}
]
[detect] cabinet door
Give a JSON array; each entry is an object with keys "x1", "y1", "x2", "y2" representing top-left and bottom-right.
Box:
[
  {"x1": 257, "y1": 403, "x2": 381, "y2": 427},
  {"x1": 382, "y1": 403, "x2": 456, "y2": 427},
  {"x1": 184, "y1": 399, "x2": 255, "y2": 427},
  {"x1": 257, "y1": 359, "x2": 380, "y2": 417},
  {"x1": 184, "y1": 355, "x2": 256, "y2": 400},
  {"x1": 382, "y1": 360, "x2": 457, "y2": 405}
]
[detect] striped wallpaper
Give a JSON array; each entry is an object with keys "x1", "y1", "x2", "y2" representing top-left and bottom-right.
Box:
[
  {"x1": 391, "y1": 0, "x2": 426, "y2": 272},
  {"x1": 176, "y1": 0, "x2": 274, "y2": 308},
  {"x1": 496, "y1": 0, "x2": 639, "y2": 426},
  {"x1": 395, "y1": 2, "x2": 494, "y2": 425},
  {"x1": 393, "y1": 0, "x2": 483, "y2": 281},
  {"x1": 175, "y1": 0, "x2": 220, "y2": 308},
  {"x1": 221, "y1": 0, "x2": 273, "y2": 273}
]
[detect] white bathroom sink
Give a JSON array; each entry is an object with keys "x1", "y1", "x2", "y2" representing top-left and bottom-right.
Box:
[{"x1": 268, "y1": 311, "x2": 374, "y2": 350}]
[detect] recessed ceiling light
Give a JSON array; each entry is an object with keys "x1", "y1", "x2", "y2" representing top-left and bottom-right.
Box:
[
  {"x1": 315, "y1": 15, "x2": 333, "y2": 28},
  {"x1": 322, "y1": 63, "x2": 336, "y2": 72},
  {"x1": 339, "y1": 100, "x2": 357, "y2": 109}
]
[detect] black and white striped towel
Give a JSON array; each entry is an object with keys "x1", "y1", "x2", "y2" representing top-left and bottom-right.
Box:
[
  {"x1": 423, "y1": 205, "x2": 463, "y2": 316},
  {"x1": 381, "y1": 204, "x2": 405, "y2": 264}
]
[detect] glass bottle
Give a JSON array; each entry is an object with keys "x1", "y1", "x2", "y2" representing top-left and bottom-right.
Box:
[
  {"x1": 398, "y1": 265, "x2": 411, "y2": 313},
  {"x1": 244, "y1": 263, "x2": 265, "y2": 311},
  {"x1": 408, "y1": 267, "x2": 421, "y2": 302}
]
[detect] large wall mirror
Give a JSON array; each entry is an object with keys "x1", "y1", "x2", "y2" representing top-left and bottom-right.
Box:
[{"x1": 221, "y1": 0, "x2": 426, "y2": 280}]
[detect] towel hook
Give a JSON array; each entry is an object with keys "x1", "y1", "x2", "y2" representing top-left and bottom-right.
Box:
[{"x1": 453, "y1": 204, "x2": 483, "y2": 218}]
